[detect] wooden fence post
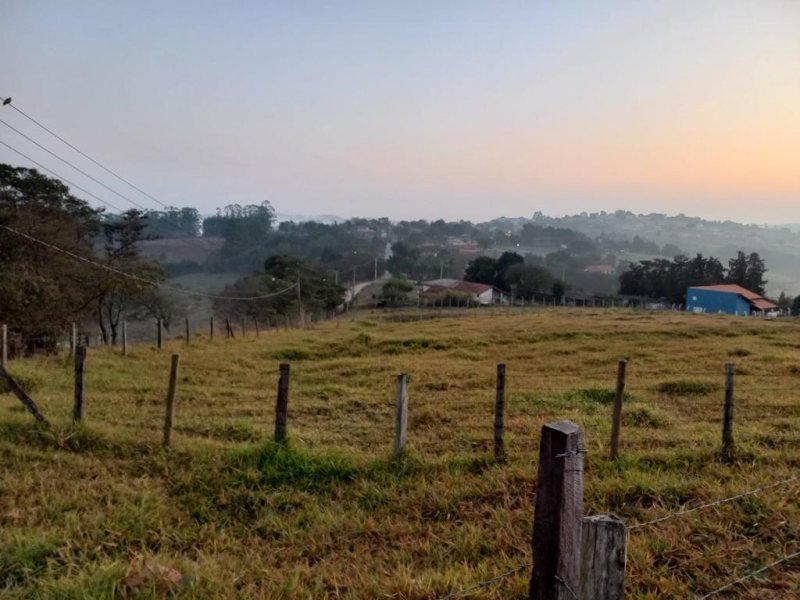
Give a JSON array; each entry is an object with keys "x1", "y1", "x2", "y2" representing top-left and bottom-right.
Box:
[
  {"x1": 530, "y1": 420, "x2": 584, "y2": 600},
  {"x1": 210, "y1": 316, "x2": 214, "y2": 341},
  {"x1": 226, "y1": 317, "x2": 234, "y2": 339},
  {"x1": 185, "y1": 317, "x2": 190, "y2": 344},
  {"x1": 73, "y1": 345, "x2": 86, "y2": 422},
  {"x1": 722, "y1": 363, "x2": 735, "y2": 460},
  {"x1": 580, "y1": 515, "x2": 627, "y2": 600},
  {"x1": 494, "y1": 363, "x2": 506, "y2": 461},
  {"x1": 610, "y1": 360, "x2": 627, "y2": 460},
  {"x1": 275, "y1": 363, "x2": 290, "y2": 442},
  {"x1": 395, "y1": 373, "x2": 409, "y2": 458},
  {"x1": 157, "y1": 319, "x2": 163, "y2": 349},
  {"x1": 163, "y1": 353, "x2": 180, "y2": 447},
  {"x1": 241, "y1": 316, "x2": 246, "y2": 338},
  {"x1": 1, "y1": 323, "x2": 6, "y2": 368},
  {"x1": 0, "y1": 364, "x2": 49, "y2": 424},
  {"x1": 254, "y1": 318, "x2": 260, "y2": 337},
  {"x1": 70, "y1": 322, "x2": 77, "y2": 358},
  {"x1": 122, "y1": 320, "x2": 127, "y2": 356}
]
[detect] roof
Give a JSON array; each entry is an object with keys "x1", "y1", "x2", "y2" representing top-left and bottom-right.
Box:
[
  {"x1": 453, "y1": 281, "x2": 493, "y2": 294},
  {"x1": 689, "y1": 284, "x2": 779, "y2": 310}
]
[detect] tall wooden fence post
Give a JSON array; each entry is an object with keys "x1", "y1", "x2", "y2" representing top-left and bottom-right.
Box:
[
  {"x1": 163, "y1": 353, "x2": 180, "y2": 447},
  {"x1": 122, "y1": 320, "x2": 127, "y2": 356},
  {"x1": 530, "y1": 420, "x2": 584, "y2": 600},
  {"x1": 275, "y1": 363, "x2": 290, "y2": 442},
  {"x1": 610, "y1": 359, "x2": 627, "y2": 460},
  {"x1": 722, "y1": 362, "x2": 735, "y2": 461},
  {"x1": 1, "y1": 323, "x2": 7, "y2": 368},
  {"x1": 580, "y1": 515, "x2": 627, "y2": 600},
  {"x1": 254, "y1": 318, "x2": 260, "y2": 337},
  {"x1": 210, "y1": 316, "x2": 214, "y2": 341},
  {"x1": 494, "y1": 363, "x2": 506, "y2": 461},
  {"x1": 73, "y1": 345, "x2": 86, "y2": 422},
  {"x1": 70, "y1": 322, "x2": 77, "y2": 358},
  {"x1": 185, "y1": 318, "x2": 190, "y2": 344},
  {"x1": 157, "y1": 319, "x2": 163, "y2": 349},
  {"x1": 395, "y1": 373, "x2": 409, "y2": 458}
]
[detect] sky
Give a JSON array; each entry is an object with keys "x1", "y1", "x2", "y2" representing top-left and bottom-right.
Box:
[{"x1": 1, "y1": 1, "x2": 799, "y2": 224}]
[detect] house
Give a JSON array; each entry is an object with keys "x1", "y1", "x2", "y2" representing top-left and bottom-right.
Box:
[
  {"x1": 421, "y1": 279, "x2": 506, "y2": 305},
  {"x1": 685, "y1": 284, "x2": 779, "y2": 316},
  {"x1": 583, "y1": 264, "x2": 616, "y2": 275}
]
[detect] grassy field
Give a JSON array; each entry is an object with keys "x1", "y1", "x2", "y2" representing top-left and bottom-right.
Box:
[{"x1": 3, "y1": 308, "x2": 800, "y2": 598}]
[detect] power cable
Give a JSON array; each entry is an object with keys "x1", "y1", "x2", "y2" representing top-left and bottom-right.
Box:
[
  {"x1": 0, "y1": 138, "x2": 126, "y2": 213},
  {"x1": 1, "y1": 95, "x2": 173, "y2": 210},
  {"x1": 0, "y1": 223, "x2": 298, "y2": 301}
]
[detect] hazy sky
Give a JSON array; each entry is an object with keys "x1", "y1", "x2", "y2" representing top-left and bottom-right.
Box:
[{"x1": 1, "y1": 1, "x2": 799, "y2": 223}]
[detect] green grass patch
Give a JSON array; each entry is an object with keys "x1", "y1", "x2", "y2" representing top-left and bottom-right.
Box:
[{"x1": 656, "y1": 380, "x2": 718, "y2": 396}]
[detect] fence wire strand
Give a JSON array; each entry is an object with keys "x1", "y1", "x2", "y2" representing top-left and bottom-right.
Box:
[
  {"x1": 697, "y1": 549, "x2": 800, "y2": 599},
  {"x1": 629, "y1": 475, "x2": 800, "y2": 531},
  {"x1": 435, "y1": 562, "x2": 529, "y2": 600}
]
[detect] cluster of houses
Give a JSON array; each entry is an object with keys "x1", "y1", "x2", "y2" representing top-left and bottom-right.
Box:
[{"x1": 412, "y1": 279, "x2": 781, "y2": 316}]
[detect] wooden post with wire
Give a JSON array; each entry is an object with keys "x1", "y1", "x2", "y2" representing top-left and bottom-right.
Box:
[
  {"x1": 185, "y1": 317, "x2": 190, "y2": 344},
  {"x1": 163, "y1": 353, "x2": 180, "y2": 447},
  {"x1": 609, "y1": 360, "x2": 627, "y2": 460},
  {"x1": 494, "y1": 363, "x2": 506, "y2": 461},
  {"x1": 394, "y1": 373, "x2": 410, "y2": 458},
  {"x1": 241, "y1": 316, "x2": 246, "y2": 338},
  {"x1": 722, "y1": 362, "x2": 735, "y2": 461},
  {"x1": 580, "y1": 515, "x2": 627, "y2": 600},
  {"x1": 0, "y1": 364, "x2": 48, "y2": 424},
  {"x1": 1, "y1": 323, "x2": 6, "y2": 368},
  {"x1": 157, "y1": 318, "x2": 163, "y2": 349},
  {"x1": 210, "y1": 316, "x2": 214, "y2": 341},
  {"x1": 122, "y1": 320, "x2": 127, "y2": 356},
  {"x1": 275, "y1": 363, "x2": 290, "y2": 442},
  {"x1": 73, "y1": 345, "x2": 86, "y2": 422},
  {"x1": 530, "y1": 420, "x2": 584, "y2": 600},
  {"x1": 70, "y1": 322, "x2": 77, "y2": 358}
]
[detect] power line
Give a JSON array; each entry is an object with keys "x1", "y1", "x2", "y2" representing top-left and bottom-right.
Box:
[
  {"x1": 0, "y1": 223, "x2": 298, "y2": 301},
  {"x1": 0, "y1": 117, "x2": 152, "y2": 212},
  {"x1": 1, "y1": 95, "x2": 173, "y2": 210},
  {"x1": 0, "y1": 139, "x2": 126, "y2": 213}
]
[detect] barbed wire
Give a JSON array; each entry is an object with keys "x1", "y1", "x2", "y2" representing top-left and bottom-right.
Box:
[
  {"x1": 697, "y1": 548, "x2": 800, "y2": 599},
  {"x1": 435, "y1": 562, "x2": 529, "y2": 600},
  {"x1": 628, "y1": 475, "x2": 800, "y2": 531}
]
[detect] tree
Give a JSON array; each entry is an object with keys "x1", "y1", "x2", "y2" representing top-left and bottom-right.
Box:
[
  {"x1": 464, "y1": 256, "x2": 496, "y2": 285},
  {"x1": 94, "y1": 210, "x2": 164, "y2": 345},
  {"x1": 494, "y1": 252, "x2": 524, "y2": 291},
  {"x1": 0, "y1": 164, "x2": 101, "y2": 350},
  {"x1": 502, "y1": 263, "x2": 556, "y2": 299},
  {"x1": 381, "y1": 278, "x2": 414, "y2": 306}
]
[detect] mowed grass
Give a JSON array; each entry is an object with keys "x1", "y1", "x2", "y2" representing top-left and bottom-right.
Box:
[{"x1": 3, "y1": 308, "x2": 800, "y2": 598}]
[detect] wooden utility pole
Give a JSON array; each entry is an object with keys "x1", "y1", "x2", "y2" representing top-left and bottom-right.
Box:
[
  {"x1": 296, "y1": 275, "x2": 304, "y2": 328},
  {"x1": 73, "y1": 345, "x2": 86, "y2": 422},
  {"x1": 275, "y1": 363, "x2": 290, "y2": 442},
  {"x1": 494, "y1": 363, "x2": 506, "y2": 461},
  {"x1": 722, "y1": 363, "x2": 735, "y2": 461},
  {"x1": 530, "y1": 421, "x2": 584, "y2": 600},
  {"x1": 163, "y1": 354, "x2": 180, "y2": 447},
  {"x1": 609, "y1": 360, "x2": 627, "y2": 460},
  {"x1": 395, "y1": 373, "x2": 410, "y2": 458}
]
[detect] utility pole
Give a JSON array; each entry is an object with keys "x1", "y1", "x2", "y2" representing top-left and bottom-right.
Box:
[
  {"x1": 334, "y1": 270, "x2": 338, "y2": 285},
  {"x1": 352, "y1": 266, "x2": 357, "y2": 310},
  {"x1": 296, "y1": 274, "x2": 304, "y2": 328},
  {"x1": 374, "y1": 258, "x2": 378, "y2": 282},
  {"x1": 440, "y1": 261, "x2": 444, "y2": 280}
]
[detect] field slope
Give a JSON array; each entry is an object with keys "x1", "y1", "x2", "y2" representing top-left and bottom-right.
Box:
[{"x1": 2, "y1": 309, "x2": 800, "y2": 598}]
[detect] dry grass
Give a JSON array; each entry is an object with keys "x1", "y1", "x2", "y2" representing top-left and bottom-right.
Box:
[{"x1": 3, "y1": 308, "x2": 800, "y2": 598}]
